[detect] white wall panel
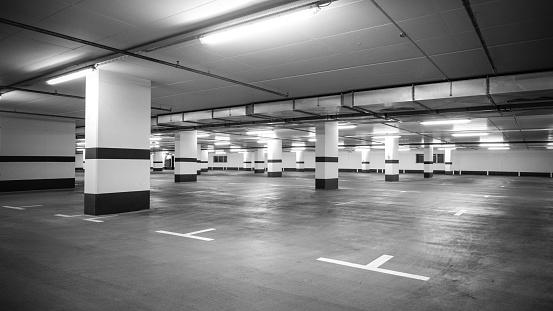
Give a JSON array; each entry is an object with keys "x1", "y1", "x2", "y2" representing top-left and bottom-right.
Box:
[{"x1": 0, "y1": 162, "x2": 74, "y2": 180}]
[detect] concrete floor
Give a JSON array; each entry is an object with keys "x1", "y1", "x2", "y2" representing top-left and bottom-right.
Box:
[{"x1": 1, "y1": 171, "x2": 552, "y2": 310}]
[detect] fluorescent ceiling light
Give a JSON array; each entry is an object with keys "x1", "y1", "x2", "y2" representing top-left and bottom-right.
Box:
[
  {"x1": 372, "y1": 135, "x2": 401, "y2": 139},
  {"x1": 479, "y1": 143, "x2": 508, "y2": 147},
  {"x1": 338, "y1": 146, "x2": 345, "y2": 149},
  {"x1": 200, "y1": 6, "x2": 320, "y2": 44},
  {"x1": 452, "y1": 133, "x2": 488, "y2": 137},
  {"x1": 398, "y1": 148, "x2": 410, "y2": 151},
  {"x1": 76, "y1": 142, "x2": 85, "y2": 146},
  {"x1": 338, "y1": 124, "x2": 357, "y2": 129},
  {"x1": 150, "y1": 137, "x2": 162, "y2": 141},
  {"x1": 197, "y1": 133, "x2": 210, "y2": 138},
  {"x1": 488, "y1": 147, "x2": 510, "y2": 150},
  {"x1": 421, "y1": 119, "x2": 471, "y2": 125},
  {"x1": 46, "y1": 68, "x2": 94, "y2": 85},
  {"x1": 214, "y1": 141, "x2": 231, "y2": 145},
  {"x1": 214, "y1": 136, "x2": 230, "y2": 141},
  {"x1": 548, "y1": 142, "x2": 553, "y2": 146},
  {"x1": 291, "y1": 147, "x2": 306, "y2": 152},
  {"x1": 292, "y1": 142, "x2": 305, "y2": 146},
  {"x1": 372, "y1": 146, "x2": 386, "y2": 149},
  {"x1": 215, "y1": 151, "x2": 226, "y2": 154},
  {"x1": 354, "y1": 148, "x2": 370, "y2": 152},
  {"x1": 257, "y1": 140, "x2": 269, "y2": 144},
  {"x1": 308, "y1": 138, "x2": 316, "y2": 142},
  {"x1": 437, "y1": 147, "x2": 457, "y2": 151}
]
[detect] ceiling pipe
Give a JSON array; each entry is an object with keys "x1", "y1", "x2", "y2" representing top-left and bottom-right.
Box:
[
  {"x1": 0, "y1": 17, "x2": 288, "y2": 98},
  {"x1": 462, "y1": 0, "x2": 498, "y2": 75},
  {"x1": 0, "y1": 86, "x2": 84, "y2": 100}
]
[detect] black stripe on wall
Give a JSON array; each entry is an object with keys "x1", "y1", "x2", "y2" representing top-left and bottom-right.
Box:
[
  {"x1": 268, "y1": 172, "x2": 282, "y2": 177},
  {"x1": 445, "y1": 162, "x2": 453, "y2": 165},
  {"x1": 0, "y1": 178, "x2": 75, "y2": 192},
  {"x1": 86, "y1": 148, "x2": 150, "y2": 160},
  {"x1": 316, "y1": 157, "x2": 338, "y2": 162},
  {"x1": 296, "y1": 161, "x2": 305, "y2": 164},
  {"x1": 175, "y1": 157, "x2": 197, "y2": 162},
  {"x1": 0, "y1": 156, "x2": 75, "y2": 162},
  {"x1": 385, "y1": 160, "x2": 399, "y2": 164},
  {"x1": 85, "y1": 190, "x2": 150, "y2": 215},
  {"x1": 254, "y1": 161, "x2": 264, "y2": 163},
  {"x1": 424, "y1": 161, "x2": 433, "y2": 164},
  {"x1": 267, "y1": 159, "x2": 282, "y2": 163}
]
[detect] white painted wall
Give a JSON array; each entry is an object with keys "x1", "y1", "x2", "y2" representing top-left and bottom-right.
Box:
[
  {"x1": 75, "y1": 153, "x2": 84, "y2": 169},
  {"x1": 283, "y1": 152, "x2": 296, "y2": 168},
  {"x1": 208, "y1": 152, "x2": 243, "y2": 168},
  {"x1": 0, "y1": 113, "x2": 75, "y2": 181}
]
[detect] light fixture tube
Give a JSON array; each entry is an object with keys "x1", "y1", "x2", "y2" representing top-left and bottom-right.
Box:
[
  {"x1": 452, "y1": 132, "x2": 488, "y2": 137},
  {"x1": 488, "y1": 147, "x2": 510, "y2": 150},
  {"x1": 214, "y1": 141, "x2": 231, "y2": 145},
  {"x1": 479, "y1": 143, "x2": 508, "y2": 147},
  {"x1": 421, "y1": 119, "x2": 471, "y2": 125},
  {"x1": 200, "y1": 6, "x2": 320, "y2": 44},
  {"x1": 46, "y1": 68, "x2": 94, "y2": 85},
  {"x1": 372, "y1": 135, "x2": 401, "y2": 139},
  {"x1": 338, "y1": 124, "x2": 357, "y2": 129}
]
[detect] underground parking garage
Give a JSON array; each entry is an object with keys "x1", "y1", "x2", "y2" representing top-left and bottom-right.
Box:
[{"x1": 1, "y1": 0, "x2": 553, "y2": 310}]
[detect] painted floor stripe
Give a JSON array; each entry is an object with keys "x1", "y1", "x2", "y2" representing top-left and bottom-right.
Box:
[
  {"x1": 156, "y1": 228, "x2": 215, "y2": 241},
  {"x1": 55, "y1": 214, "x2": 84, "y2": 218},
  {"x1": 454, "y1": 210, "x2": 467, "y2": 216},
  {"x1": 317, "y1": 255, "x2": 429, "y2": 281},
  {"x1": 3, "y1": 205, "x2": 42, "y2": 210}
]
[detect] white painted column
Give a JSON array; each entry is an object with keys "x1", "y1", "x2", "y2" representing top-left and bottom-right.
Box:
[
  {"x1": 197, "y1": 144, "x2": 202, "y2": 175},
  {"x1": 424, "y1": 146, "x2": 434, "y2": 178},
  {"x1": 296, "y1": 151, "x2": 305, "y2": 172},
  {"x1": 444, "y1": 148, "x2": 453, "y2": 175},
  {"x1": 175, "y1": 131, "x2": 197, "y2": 182},
  {"x1": 153, "y1": 151, "x2": 164, "y2": 171},
  {"x1": 84, "y1": 69, "x2": 150, "y2": 215},
  {"x1": 384, "y1": 137, "x2": 399, "y2": 182},
  {"x1": 244, "y1": 151, "x2": 253, "y2": 171},
  {"x1": 254, "y1": 150, "x2": 265, "y2": 173},
  {"x1": 315, "y1": 122, "x2": 338, "y2": 189},
  {"x1": 267, "y1": 139, "x2": 283, "y2": 177},
  {"x1": 201, "y1": 149, "x2": 209, "y2": 173},
  {"x1": 361, "y1": 149, "x2": 370, "y2": 173}
]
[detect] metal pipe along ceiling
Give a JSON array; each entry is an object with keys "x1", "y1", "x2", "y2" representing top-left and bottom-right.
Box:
[{"x1": 0, "y1": 18, "x2": 288, "y2": 98}]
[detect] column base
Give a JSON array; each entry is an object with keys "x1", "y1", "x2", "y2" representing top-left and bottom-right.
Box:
[
  {"x1": 175, "y1": 174, "x2": 197, "y2": 182},
  {"x1": 197, "y1": 171, "x2": 201, "y2": 175},
  {"x1": 85, "y1": 191, "x2": 150, "y2": 215},
  {"x1": 297, "y1": 169, "x2": 304, "y2": 172},
  {"x1": 201, "y1": 168, "x2": 208, "y2": 172},
  {"x1": 424, "y1": 172, "x2": 434, "y2": 178},
  {"x1": 315, "y1": 178, "x2": 338, "y2": 190},
  {"x1": 254, "y1": 169, "x2": 264, "y2": 173},
  {"x1": 268, "y1": 172, "x2": 282, "y2": 177},
  {"x1": 385, "y1": 174, "x2": 399, "y2": 182},
  {"x1": 244, "y1": 168, "x2": 252, "y2": 171},
  {"x1": 153, "y1": 168, "x2": 163, "y2": 172},
  {"x1": 445, "y1": 171, "x2": 453, "y2": 175}
]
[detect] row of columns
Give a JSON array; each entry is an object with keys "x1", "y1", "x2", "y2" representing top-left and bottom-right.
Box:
[{"x1": 83, "y1": 69, "x2": 454, "y2": 216}]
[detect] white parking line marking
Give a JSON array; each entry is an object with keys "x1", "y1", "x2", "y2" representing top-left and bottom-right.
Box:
[
  {"x1": 156, "y1": 228, "x2": 215, "y2": 241},
  {"x1": 3, "y1": 205, "x2": 42, "y2": 210},
  {"x1": 335, "y1": 201, "x2": 356, "y2": 206},
  {"x1": 83, "y1": 218, "x2": 104, "y2": 223},
  {"x1": 454, "y1": 210, "x2": 467, "y2": 216},
  {"x1": 317, "y1": 255, "x2": 429, "y2": 281},
  {"x1": 55, "y1": 214, "x2": 84, "y2": 218}
]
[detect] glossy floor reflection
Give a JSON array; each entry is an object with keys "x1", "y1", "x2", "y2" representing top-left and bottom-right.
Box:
[{"x1": 1, "y1": 171, "x2": 552, "y2": 310}]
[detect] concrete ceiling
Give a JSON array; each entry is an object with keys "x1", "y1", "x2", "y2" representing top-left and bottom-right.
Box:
[{"x1": 1, "y1": 0, "x2": 553, "y2": 152}]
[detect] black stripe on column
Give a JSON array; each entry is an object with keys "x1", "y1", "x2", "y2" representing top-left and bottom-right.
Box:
[
  {"x1": 175, "y1": 174, "x2": 198, "y2": 182},
  {"x1": 362, "y1": 161, "x2": 370, "y2": 164},
  {"x1": 254, "y1": 169, "x2": 265, "y2": 173},
  {"x1": 254, "y1": 161, "x2": 264, "y2": 163},
  {"x1": 84, "y1": 191, "x2": 150, "y2": 215},
  {"x1": 153, "y1": 161, "x2": 163, "y2": 164},
  {"x1": 424, "y1": 172, "x2": 434, "y2": 178},
  {"x1": 423, "y1": 161, "x2": 433, "y2": 164},
  {"x1": 445, "y1": 171, "x2": 453, "y2": 175},
  {"x1": 385, "y1": 174, "x2": 399, "y2": 181},
  {"x1": 267, "y1": 159, "x2": 282, "y2": 163},
  {"x1": 316, "y1": 157, "x2": 338, "y2": 162},
  {"x1": 86, "y1": 148, "x2": 150, "y2": 160},
  {"x1": 175, "y1": 158, "x2": 197, "y2": 162},
  {"x1": 445, "y1": 162, "x2": 453, "y2": 165},
  {"x1": 0, "y1": 178, "x2": 75, "y2": 192},
  {"x1": 0, "y1": 156, "x2": 75, "y2": 162},
  {"x1": 268, "y1": 172, "x2": 282, "y2": 177},
  {"x1": 315, "y1": 178, "x2": 338, "y2": 190},
  {"x1": 385, "y1": 160, "x2": 399, "y2": 164},
  {"x1": 296, "y1": 161, "x2": 305, "y2": 164}
]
